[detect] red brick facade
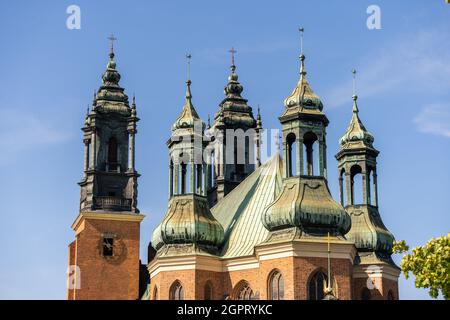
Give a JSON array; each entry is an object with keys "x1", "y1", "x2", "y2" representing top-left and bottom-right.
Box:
[{"x1": 67, "y1": 212, "x2": 143, "y2": 300}]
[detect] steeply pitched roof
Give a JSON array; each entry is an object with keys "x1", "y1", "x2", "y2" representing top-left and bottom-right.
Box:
[{"x1": 211, "y1": 154, "x2": 283, "y2": 258}]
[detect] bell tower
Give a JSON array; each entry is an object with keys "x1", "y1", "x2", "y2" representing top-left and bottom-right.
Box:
[
  {"x1": 208, "y1": 48, "x2": 259, "y2": 205},
  {"x1": 67, "y1": 38, "x2": 144, "y2": 300},
  {"x1": 335, "y1": 71, "x2": 400, "y2": 300}
]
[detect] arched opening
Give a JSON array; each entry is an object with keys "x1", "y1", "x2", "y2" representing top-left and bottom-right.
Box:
[
  {"x1": 107, "y1": 137, "x2": 118, "y2": 171},
  {"x1": 180, "y1": 163, "x2": 187, "y2": 194},
  {"x1": 268, "y1": 270, "x2": 284, "y2": 300},
  {"x1": 370, "y1": 168, "x2": 377, "y2": 206},
  {"x1": 361, "y1": 287, "x2": 371, "y2": 300},
  {"x1": 286, "y1": 133, "x2": 297, "y2": 177},
  {"x1": 303, "y1": 132, "x2": 318, "y2": 176},
  {"x1": 195, "y1": 163, "x2": 203, "y2": 194},
  {"x1": 308, "y1": 271, "x2": 328, "y2": 300},
  {"x1": 152, "y1": 286, "x2": 158, "y2": 300},
  {"x1": 387, "y1": 289, "x2": 395, "y2": 300},
  {"x1": 169, "y1": 280, "x2": 184, "y2": 300},
  {"x1": 339, "y1": 168, "x2": 346, "y2": 206},
  {"x1": 234, "y1": 136, "x2": 245, "y2": 178},
  {"x1": 204, "y1": 281, "x2": 213, "y2": 300},
  {"x1": 232, "y1": 280, "x2": 254, "y2": 300},
  {"x1": 350, "y1": 164, "x2": 363, "y2": 205}
]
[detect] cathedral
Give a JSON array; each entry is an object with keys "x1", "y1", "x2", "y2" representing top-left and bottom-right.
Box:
[{"x1": 67, "y1": 33, "x2": 400, "y2": 300}]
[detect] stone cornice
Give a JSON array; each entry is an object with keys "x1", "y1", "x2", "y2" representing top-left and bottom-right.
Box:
[{"x1": 71, "y1": 211, "x2": 145, "y2": 233}]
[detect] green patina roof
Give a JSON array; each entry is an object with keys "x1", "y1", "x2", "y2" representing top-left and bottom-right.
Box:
[
  {"x1": 211, "y1": 154, "x2": 283, "y2": 258},
  {"x1": 172, "y1": 80, "x2": 205, "y2": 131}
]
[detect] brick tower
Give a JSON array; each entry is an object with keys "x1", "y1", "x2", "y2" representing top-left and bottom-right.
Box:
[{"x1": 67, "y1": 41, "x2": 144, "y2": 300}]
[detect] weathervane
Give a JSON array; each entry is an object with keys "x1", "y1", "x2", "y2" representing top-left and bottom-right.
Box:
[
  {"x1": 186, "y1": 53, "x2": 192, "y2": 81},
  {"x1": 352, "y1": 69, "x2": 357, "y2": 97},
  {"x1": 299, "y1": 27, "x2": 304, "y2": 54}
]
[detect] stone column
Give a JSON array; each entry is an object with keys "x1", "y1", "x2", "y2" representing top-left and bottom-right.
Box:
[
  {"x1": 83, "y1": 139, "x2": 90, "y2": 175},
  {"x1": 90, "y1": 129, "x2": 97, "y2": 170},
  {"x1": 128, "y1": 129, "x2": 136, "y2": 172},
  {"x1": 373, "y1": 170, "x2": 379, "y2": 207},
  {"x1": 339, "y1": 173, "x2": 344, "y2": 206},
  {"x1": 169, "y1": 159, "x2": 174, "y2": 197},
  {"x1": 345, "y1": 171, "x2": 352, "y2": 205},
  {"x1": 174, "y1": 164, "x2": 179, "y2": 195}
]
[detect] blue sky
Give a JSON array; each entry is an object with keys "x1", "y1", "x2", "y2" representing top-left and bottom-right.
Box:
[{"x1": 0, "y1": 0, "x2": 449, "y2": 299}]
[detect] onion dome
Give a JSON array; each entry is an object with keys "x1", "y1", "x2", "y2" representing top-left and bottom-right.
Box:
[
  {"x1": 339, "y1": 95, "x2": 375, "y2": 149},
  {"x1": 213, "y1": 56, "x2": 256, "y2": 130},
  {"x1": 263, "y1": 177, "x2": 351, "y2": 236},
  {"x1": 172, "y1": 80, "x2": 205, "y2": 131},
  {"x1": 156, "y1": 195, "x2": 225, "y2": 252},
  {"x1": 93, "y1": 46, "x2": 131, "y2": 116},
  {"x1": 283, "y1": 54, "x2": 323, "y2": 111}
]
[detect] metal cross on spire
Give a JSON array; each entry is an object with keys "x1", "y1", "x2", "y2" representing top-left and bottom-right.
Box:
[
  {"x1": 229, "y1": 47, "x2": 237, "y2": 67},
  {"x1": 186, "y1": 53, "x2": 192, "y2": 81},
  {"x1": 108, "y1": 34, "x2": 117, "y2": 54}
]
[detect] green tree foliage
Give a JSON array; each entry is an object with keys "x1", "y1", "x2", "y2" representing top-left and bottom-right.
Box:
[{"x1": 393, "y1": 234, "x2": 450, "y2": 300}]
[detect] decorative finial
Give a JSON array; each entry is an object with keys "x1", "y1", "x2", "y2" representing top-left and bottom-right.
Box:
[
  {"x1": 86, "y1": 104, "x2": 90, "y2": 116},
  {"x1": 132, "y1": 93, "x2": 136, "y2": 106},
  {"x1": 229, "y1": 47, "x2": 237, "y2": 73},
  {"x1": 107, "y1": 34, "x2": 117, "y2": 59},
  {"x1": 298, "y1": 28, "x2": 306, "y2": 78},
  {"x1": 207, "y1": 114, "x2": 211, "y2": 129},
  {"x1": 186, "y1": 53, "x2": 192, "y2": 81},
  {"x1": 352, "y1": 69, "x2": 359, "y2": 113}
]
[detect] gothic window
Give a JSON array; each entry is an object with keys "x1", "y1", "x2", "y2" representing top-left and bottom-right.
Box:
[
  {"x1": 102, "y1": 237, "x2": 114, "y2": 257},
  {"x1": 286, "y1": 133, "x2": 297, "y2": 177},
  {"x1": 233, "y1": 281, "x2": 254, "y2": 300},
  {"x1": 204, "y1": 281, "x2": 213, "y2": 300},
  {"x1": 308, "y1": 271, "x2": 327, "y2": 300},
  {"x1": 369, "y1": 168, "x2": 377, "y2": 206},
  {"x1": 268, "y1": 270, "x2": 284, "y2": 300},
  {"x1": 169, "y1": 281, "x2": 184, "y2": 300},
  {"x1": 350, "y1": 164, "x2": 363, "y2": 205},
  {"x1": 361, "y1": 287, "x2": 371, "y2": 300},
  {"x1": 303, "y1": 132, "x2": 318, "y2": 176}
]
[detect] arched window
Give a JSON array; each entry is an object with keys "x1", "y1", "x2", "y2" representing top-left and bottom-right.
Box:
[
  {"x1": 350, "y1": 164, "x2": 363, "y2": 205},
  {"x1": 308, "y1": 271, "x2": 328, "y2": 300},
  {"x1": 169, "y1": 280, "x2": 184, "y2": 300},
  {"x1": 107, "y1": 137, "x2": 118, "y2": 171},
  {"x1": 232, "y1": 281, "x2": 254, "y2": 300},
  {"x1": 153, "y1": 286, "x2": 158, "y2": 300},
  {"x1": 204, "y1": 281, "x2": 213, "y2": 300},
  {"x1": 195, "y1": 163, "x2": 203, "y2": 194},
  {"x1": 286, "y1": 133, "x2": 297, "y2": 177},
  {"x1": 361, "y1": 287, "x2": 371, "y2": 300},
  {"x1": 303, "y1": 132, "x2": 318, "y2": 176},
  {"x1": 268, "y1": 270, "x2": 284, "y2": 300},
  {"x1": 370, "y1": 168, "x2": 377, "y2": 206},
  {"x1": 387, "y1": 290, "x2": 395, "y2": 300}
]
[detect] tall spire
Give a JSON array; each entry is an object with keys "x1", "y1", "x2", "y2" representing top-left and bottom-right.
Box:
[
  {"x1": 172, "y1": 54, "x2": 204, "y2": 131},
  {"x1": 283, "y1": 27, "x2": 323, "y2": 110}
]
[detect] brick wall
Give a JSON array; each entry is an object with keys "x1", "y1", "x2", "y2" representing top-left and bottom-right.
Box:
[{"x1": 69, "y1": 217, "x2": 141, "y2": 300}]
